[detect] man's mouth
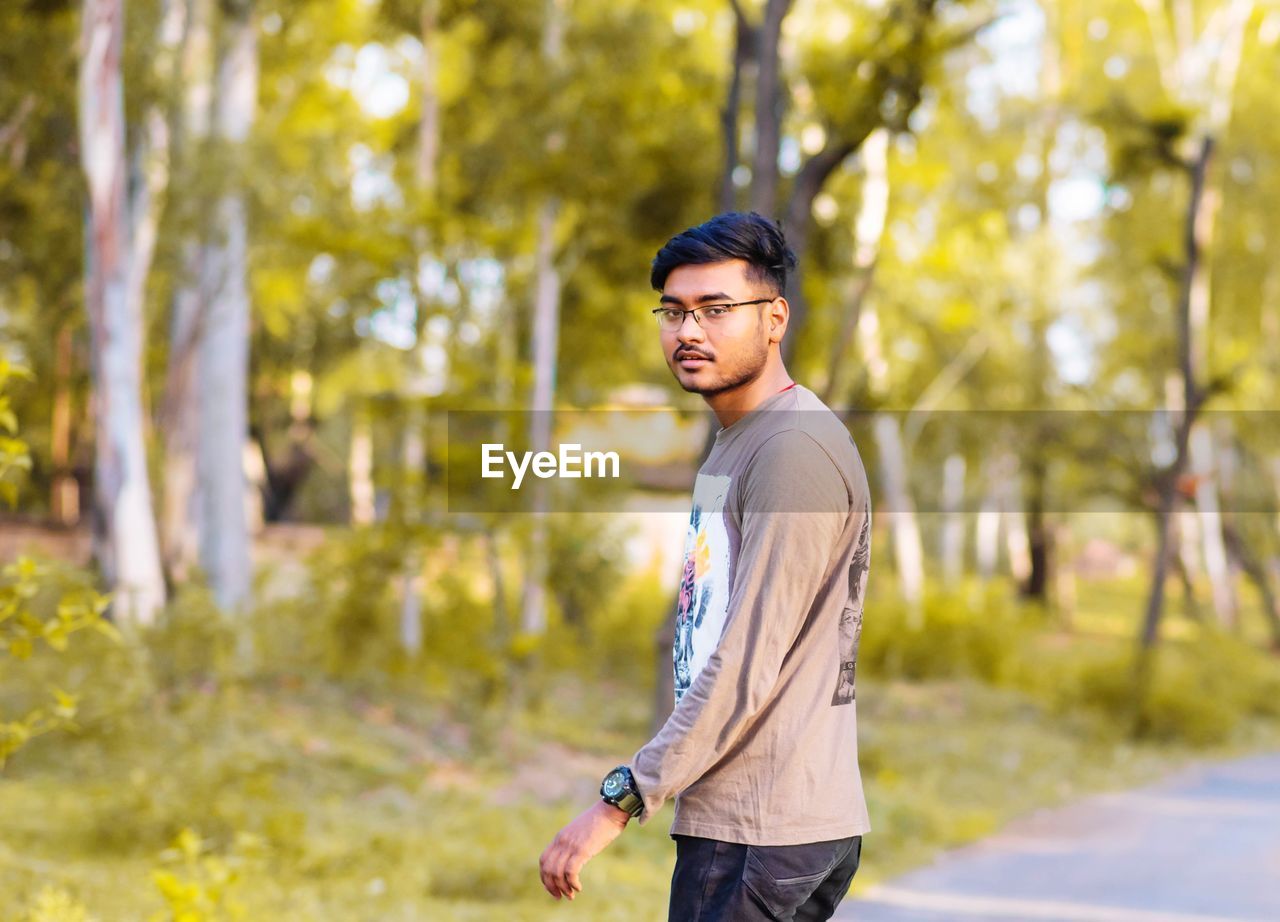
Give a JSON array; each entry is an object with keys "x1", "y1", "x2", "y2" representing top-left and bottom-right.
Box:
[{"x1": 675, "y1": 352, "x2": 711, "y2": 368}]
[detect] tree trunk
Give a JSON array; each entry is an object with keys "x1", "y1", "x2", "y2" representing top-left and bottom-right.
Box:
[
  {"x1": 163, "y1": 0, "x2": 213, "y2": 583},
  {"x1": 873, "y1": 413, "x2": 923, "y2": 623},
  {"x1": 1004, "y1": 502, "x2": 1032, "y2": 588},
  {"x1": 748, "y1": 0, "x2": 791, "y2": 217},
  {"x1": 1222, "y1": 521, "x2": 1280, "y2": 650},
  {"x1": 518, "y1": 0, "x2": 566, "y2": 638},
  {"x1": 823, "y1": 128, "x2": 888, "y2": 402},
  {"x1": 1022, "y1": 456, "x2": 1049, "y2": 600},
  {"x1": 349, "y1": 406, "x2": 375, "y2": 526},
  {"x1": 197, "y1": 0, "x2": 256, "y2": 612},
  {"x1": 779, "y1": 135, "x2": 858, "y2": 368},
  {"x1": 1139, "y1": 136, "x2": 1213, "y2": 650},
  {"x1": 975, "y1": 453, "x2": 1005, "y2": 582},
  {"x1": 1020, "y1": 6, "x2": 1060, "y2": 603},
  {"x1": 398, "y1": 402, "x2": 426, "y2": 656},
  {"x1": 397, "y1": 0, "x2": 441, "y2": 656},
  {"x1": 1171, "y1": 513, "x2": 1203, "y2": 622},
  {"x1": 79, "y1": 0, "x2": 167, "y2": 623},
  {"x1": 1188, "y1": 421, "x2": 1237, "y2": 627},
  {"x1": 50, "y1": 324, "x2": 80, "y2": 525},
  {"x1": 163, "y1": 238, "x2": 203, "y2": 582},
  {"x1": 519, "y1": 198, "x2": 560, "y2": 636},
  {"x1": 416, "y1": 0, "x2": 438, "y2": 196},
  {"x1": 718, "y1": 1, "x2": 753, "y2": 214},
  {"x1": 940, "y1": 452, "x2": 965, "y2": 586},
  {"x1": 1137, "y1": 0, "x2": 1251, "y2": 648}
]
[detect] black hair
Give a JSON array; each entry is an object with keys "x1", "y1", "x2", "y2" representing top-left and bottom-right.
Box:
[{"x1": 650, "y1": 211, "x2": 798, "y2": 295}]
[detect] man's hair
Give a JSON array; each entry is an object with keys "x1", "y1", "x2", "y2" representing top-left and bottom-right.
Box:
[{"x1": 650, "y1": 211, "x2": 798, "y2": 296}]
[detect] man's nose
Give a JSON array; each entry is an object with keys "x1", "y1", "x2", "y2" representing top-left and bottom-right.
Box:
[{"x1": 676, "y1": 312, "x2": 705, "y2": 341}]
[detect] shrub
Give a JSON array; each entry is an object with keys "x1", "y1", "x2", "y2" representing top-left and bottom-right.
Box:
[
  {"x1": 0, "y1": 363, "x2": 121, "y2": 767},
  {"x1": 859, "y1": 586, "x2": 1029, "y2": 685}
]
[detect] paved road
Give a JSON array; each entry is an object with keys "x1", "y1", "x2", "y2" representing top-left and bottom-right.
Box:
[{"x1": 834, "y1": 752, "x2": 1280, "y2": 922}]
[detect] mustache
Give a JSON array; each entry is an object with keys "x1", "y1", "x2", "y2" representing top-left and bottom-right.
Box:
[{"x1": 673, "y1": 348, "x2": 713, "y2": 361}]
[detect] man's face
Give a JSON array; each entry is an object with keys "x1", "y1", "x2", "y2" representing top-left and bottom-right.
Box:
[{"x1": 658, "y1": 260, "x2": 780, "y2": 397}]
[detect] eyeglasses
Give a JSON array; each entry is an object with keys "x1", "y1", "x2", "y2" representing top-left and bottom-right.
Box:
[{"x1": 651, "y1": 298, "x2": 776, "y2": 331}]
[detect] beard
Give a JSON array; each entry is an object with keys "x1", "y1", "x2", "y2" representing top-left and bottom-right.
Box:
[{"x1": 675, "y1": 335, "x2": 770, "y2": 397}]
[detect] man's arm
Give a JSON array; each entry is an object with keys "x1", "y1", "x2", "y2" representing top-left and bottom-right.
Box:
[{"x1": 628, "y1": 428, "x2": 857, "y2": 825}]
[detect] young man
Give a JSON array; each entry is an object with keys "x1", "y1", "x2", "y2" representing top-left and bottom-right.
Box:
[{"x1": 538, "y1": 212, "x2": 872, "y2": 921}]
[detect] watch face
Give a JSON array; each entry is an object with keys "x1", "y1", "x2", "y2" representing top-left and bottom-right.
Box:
[{"x1": 602, "y1": 772, "x2": 623, "y2": 797}]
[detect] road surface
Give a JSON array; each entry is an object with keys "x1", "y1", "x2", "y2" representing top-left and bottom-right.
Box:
[{"x1": 835, "y1": 752, "x2": 1280, "y2": 922}]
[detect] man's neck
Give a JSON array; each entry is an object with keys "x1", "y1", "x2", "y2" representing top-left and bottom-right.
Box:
[{"x1": 704, "y1": 362, "x2": 795, "y2": 429}]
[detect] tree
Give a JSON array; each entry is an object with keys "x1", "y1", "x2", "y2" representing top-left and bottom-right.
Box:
[
  {"x1": 78, "y1": 0, "x2": 167, "y2": 624},
  {"x1": 1127, "y1": 0, "x2": 1256, "y2": 649},
  {"x1": 194, "y1": 0, "x2": 258, "y2": 614}
]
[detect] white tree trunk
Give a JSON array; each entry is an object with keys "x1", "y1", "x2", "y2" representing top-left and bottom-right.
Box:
[
  {"x1": 197, "y1": 0, "x2": 256, "y2": 611},
  {"x1": 79, "y1": 0, "x2": 166, "y2": 624},
  {"x1": 397, "y1": 0, "x2": 441, "y2": 656},
  {"x1": 243, "y1": 437, "x2": 266, "y2": 535},
  {"x1": 517, "y1": 0, "x2": 566, "y2": 638},
  {"x1": 1189, "y1": 421, "x2": 1237, "y2": 627},
  {"x1": 825, "y1": 127, "x2": 889, "y2": 402},
  {"x1": 399, "y1": 404, "x2": 426, "y2": 656},
  {"x1": 163, "y1": 0, "x2": 214, "y2": 583},
  {"x1": 975, "y1": 454, "x2": 1004, "y2": 582},
  {"x1": 940, "y1": 452, "x2": 966, "y2": 586},
  {"x1": 519, "y1": 198, "x2": 561, "y2": 636},
  {"x1": 873, "y1": 414, "x2": 924, "y2": 623},
  {"x1": 856, "y1": 303, "x2": 890, "y2": 395},
  {"x1": 164, "y1": 238, "x2": 204, "y2": 581},
  {"x1": 995, "y1": 451, "x2": 1032, "y2": 585},
  {"x1": 349, "y1": 408, "x2": 375, "y2": 526},
  {"x1": 1004, "y1": 507, "x2": 1032, "y2": 587}
]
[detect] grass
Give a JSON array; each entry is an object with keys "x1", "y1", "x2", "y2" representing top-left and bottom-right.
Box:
[
  {"x1": 2, "y1": 549, "x2": 1279, "y2": 920},
  {"x1": 1, "y1": 664, "x2": 1277, "y2": 921}
]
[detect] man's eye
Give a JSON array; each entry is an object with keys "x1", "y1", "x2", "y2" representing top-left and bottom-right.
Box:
[
  {"x1": 703, "y1": 307, "x2": 730, "y2": 317},
  {"x1": 661, "y1": 309, "x2": 684, "y2": 321}
]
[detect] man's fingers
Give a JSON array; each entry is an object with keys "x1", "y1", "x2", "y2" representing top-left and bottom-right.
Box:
[
  {"x1": 539, "y1": 846, "x2": 564, "y2": 899},
  {"x1": 551, "y1": 846, "x2": 577, "y2": 900}
]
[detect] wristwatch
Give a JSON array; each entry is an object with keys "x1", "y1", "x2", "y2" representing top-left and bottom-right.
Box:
[{"x1": 600, "y1": 764, "x2": 644, "y2": 817}]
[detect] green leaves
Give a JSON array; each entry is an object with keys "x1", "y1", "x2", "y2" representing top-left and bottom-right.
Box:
[
  {"x1": 150, "y1": 827, "x2": 265, "y2": 921},
  {"x1": 0, "y1": 363, "x2": 118, "y2": 767}
]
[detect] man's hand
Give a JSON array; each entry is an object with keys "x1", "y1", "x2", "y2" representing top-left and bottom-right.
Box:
[{"x1": 539, "y1": 800, "x2": 631, "y2": 901}]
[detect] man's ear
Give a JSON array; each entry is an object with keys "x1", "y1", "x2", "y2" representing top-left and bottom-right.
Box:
[{"x1": 768, "y1": 297, "x2": 790, "y2": 344}]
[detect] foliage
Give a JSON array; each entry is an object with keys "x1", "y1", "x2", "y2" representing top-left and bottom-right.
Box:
[
  {"x1": 0, "y1": 365, "x2": 119, "y2": 767},
  {"x1": 861, "y1": 580, "x2": 1280, "y2": 747},
  {"x1": 0, "y1": 359, "x2": 34, "y2": 507},
  {"x1": 149, "y1": 828, "x2": 266, "y2": 922},
  {"x1": 0, "y1": 581, "x2": 1275, "y2": 919},
  {"x1": 859, "y1": 585, "x2": 1033, "y2": 685}
]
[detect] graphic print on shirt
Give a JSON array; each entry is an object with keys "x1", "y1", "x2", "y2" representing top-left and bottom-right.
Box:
[
  {"x1": 831, "y1": 501, "x2": 871, "y2": 706},
  {"x1": 673, "y1": 473, "x2": 733, "y2": 705}
]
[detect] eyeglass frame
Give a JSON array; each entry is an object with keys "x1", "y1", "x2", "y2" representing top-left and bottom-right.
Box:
[{"x1": 651, "y1": 297, "x2": 778, "y2": 329}]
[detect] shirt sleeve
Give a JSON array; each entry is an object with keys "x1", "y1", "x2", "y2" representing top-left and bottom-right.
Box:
[{"x1": 628, "y1": 428, "x2": 854, "y2": 826}]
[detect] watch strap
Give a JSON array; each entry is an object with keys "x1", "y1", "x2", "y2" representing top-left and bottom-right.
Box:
[{"x1": 611, "y1": 789, "x2": 643, "y2": 817}]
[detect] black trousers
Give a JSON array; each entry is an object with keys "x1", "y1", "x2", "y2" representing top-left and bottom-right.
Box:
[{"x1": 668, "y1": 833, "x2": 862, "y2": 921}]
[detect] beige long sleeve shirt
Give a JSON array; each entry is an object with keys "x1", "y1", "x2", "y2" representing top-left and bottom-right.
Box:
[{"x1": 629, "y1": 384, "x2": 872, "y2": 846}]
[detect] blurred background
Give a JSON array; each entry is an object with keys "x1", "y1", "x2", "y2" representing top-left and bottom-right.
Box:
[{"x1": 2, "y1": 0, "x2": 1280, "y2": 918}]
